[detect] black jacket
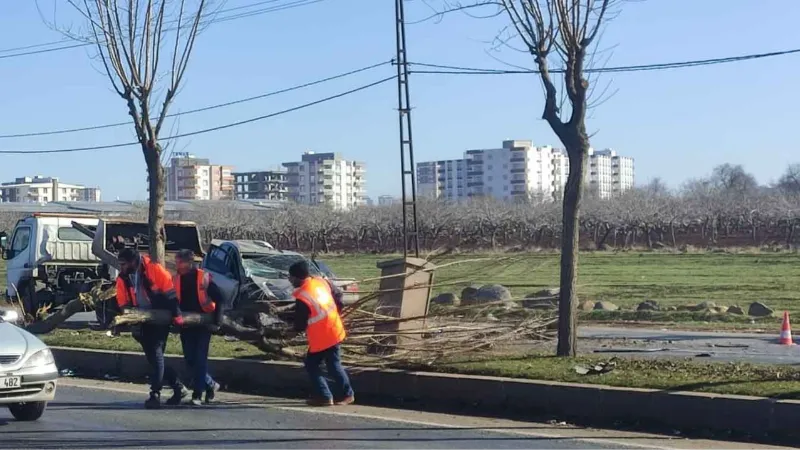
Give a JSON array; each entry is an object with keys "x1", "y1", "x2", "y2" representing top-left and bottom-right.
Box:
[{"x1": 175, "y1": 268, "x2": 225, "y2": 325}]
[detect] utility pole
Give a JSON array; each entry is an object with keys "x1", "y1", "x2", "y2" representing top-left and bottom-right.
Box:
[{"x1": 395, "y1": 0, "x2": 420, "y2": 258}]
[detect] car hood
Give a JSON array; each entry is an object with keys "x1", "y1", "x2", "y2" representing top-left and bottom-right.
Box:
[
  {"x1": 0, "y1": 321, "x2": 45, "y2": 359},
  {"x1": 250, "y1": 276, "x2": 294, "y2": 300}
]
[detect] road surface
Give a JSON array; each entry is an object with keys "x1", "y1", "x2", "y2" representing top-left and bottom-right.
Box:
[
  {"x1": 579, "y1": 326, "x2": 800, "y2": 365},
  {"x1": 0, "y1": 379, "x2": 788, "y2": 449}
]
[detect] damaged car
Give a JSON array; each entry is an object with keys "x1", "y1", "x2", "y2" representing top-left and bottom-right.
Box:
[{"x1": 201, "y1": 240, "x2": 359, "y2": 312}]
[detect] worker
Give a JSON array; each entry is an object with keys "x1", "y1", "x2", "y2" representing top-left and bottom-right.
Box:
[
  {"x1": 116, "y1": 248, "x2": 187, "y2": 409},
  {"x1": 288, "y1": 260, "x2": 355, "y2": 406},
  {"x1": 173, "y1": 249, "x2": 223, "y2": 406}
]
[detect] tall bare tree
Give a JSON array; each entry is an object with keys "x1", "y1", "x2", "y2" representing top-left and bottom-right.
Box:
[
  {"x1": 62, "y1": 0, "x2": 209, "y2": 263},
  {"x1": 498, "y1": 0, "x2": 615, "y2": 356}
]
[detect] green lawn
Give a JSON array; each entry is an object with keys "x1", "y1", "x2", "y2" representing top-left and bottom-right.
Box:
[
  {"x1": 321, "y1": 252, "x2": 800, "y2": 314},
  {"x1": 44, "y1": 329, "x2": 800, "y2": 399},
  {"x1": 3, "y1": 251, "x2": 799, "y2": 317}
]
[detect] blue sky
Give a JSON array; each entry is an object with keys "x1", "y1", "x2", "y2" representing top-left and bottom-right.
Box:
[{"x1": 0, "y1": 0, "x2": 798, "y2": 201}]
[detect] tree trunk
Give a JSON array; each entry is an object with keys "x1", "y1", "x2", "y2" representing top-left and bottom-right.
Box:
[
  {"x1": 556, "y1": 145, "x2": 586, "y2": 357},
  {"x1": 144, "y1": 144, "x2": 166, "y2": 264}
]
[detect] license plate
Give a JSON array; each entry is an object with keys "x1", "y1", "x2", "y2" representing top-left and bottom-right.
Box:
[{"x1": 0, "y1": 376, "x2": 21, "y2": 389}]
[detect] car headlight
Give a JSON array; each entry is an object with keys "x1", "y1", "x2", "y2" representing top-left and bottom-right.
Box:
[
  {"x1": 0, "y1": 309, "x2": 19, "y2": 323},
  {"x1": 22, "y1": 348, "x2": 55, "y2": 368}
]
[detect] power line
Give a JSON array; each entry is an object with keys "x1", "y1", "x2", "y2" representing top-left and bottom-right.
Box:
[
  {"x1": 407, "y1": 2, "x2": 500, "y2": 25},
  {"x1": 0, "y1": 59, "x2": 392, "y2": 139},
  {"x1": 0, "y1": 0, "x2": 328, "y2": 60},
  {"x1": 0, "y1": 76, "x2": 396, "y2": 155},
  {"x1": 408, "y1": 48, "x2": 800, "y2": 75}
]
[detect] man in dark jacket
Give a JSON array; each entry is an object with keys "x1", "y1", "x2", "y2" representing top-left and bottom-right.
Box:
[
  {"x1": 173, "y1": 249, "x2": 224, "y2": 405},
  {"x1": 116, "y1": 248, "x2": 187, "y2": 409}
]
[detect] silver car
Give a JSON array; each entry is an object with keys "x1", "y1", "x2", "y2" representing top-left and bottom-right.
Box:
[{"x1": 0, "y1": 309, "x2": 59, "y2": 421}]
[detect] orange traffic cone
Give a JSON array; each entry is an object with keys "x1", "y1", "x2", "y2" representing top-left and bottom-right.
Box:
[{"x1": 779, "y1": 311, "x2": 795, "y2": 345}]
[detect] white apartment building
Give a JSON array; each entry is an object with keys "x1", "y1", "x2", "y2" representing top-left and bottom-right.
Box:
[
  {"x1": 0, "y1": 176, "x2": 101, "y2": 203},
  {"x1": 417, "y1": 159, "x2": 466, "y2": 200},
  {"x1": 165, "y1": 153, "x2": 234, "y2": 201},
  {"x1": 283, "y1": 151, "x2": 366, "y2": 210},
  {"x1": 417, "y1": 141, "x2": 635, "y2": 201},
  {"x1": 558, "y1": 148, "x2": 635, "y2": 199},
  {"x1": 418, "y1": 140, "x2": 563, "y2": 201}
]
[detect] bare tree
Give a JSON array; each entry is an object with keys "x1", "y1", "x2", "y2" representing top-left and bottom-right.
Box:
[
  {"x1": 777, "y1": 164, "x2": 800, "y2": 195},
  {"x1": 60, "y1": 0, "x2": 210, "y2": 263},
  {"x1": 498, "y1": 0, "x2": 615, "y2": 356}
]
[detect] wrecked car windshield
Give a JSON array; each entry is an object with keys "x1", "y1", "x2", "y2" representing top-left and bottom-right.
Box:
[{"x1": 241, "y1": 254, "x2": 322, "y2": 279}]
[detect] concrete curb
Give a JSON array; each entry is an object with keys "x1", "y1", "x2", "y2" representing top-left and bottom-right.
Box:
[{"x1": 52, "y1": 347, "x2": 800, "y2": 439}]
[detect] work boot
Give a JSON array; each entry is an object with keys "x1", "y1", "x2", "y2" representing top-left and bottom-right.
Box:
[
  {"x1": 165, "y1": 386, "x2": 189, "y2": 406},
  {"x1": 335, "y1": 395, "x2": 355, "y2": 406},
  {"x1": 190, "y1": 392, "x2": 204, "y2": 407},
  {"x1": 144, "y1": 391, "x2": 161, "y2": 410},
  {"x1": 306, "y1": 397, "x2": 334, "y2": 407},
  {"x1": 204, "y1": 382, "x2": 220, "y2": 404}
]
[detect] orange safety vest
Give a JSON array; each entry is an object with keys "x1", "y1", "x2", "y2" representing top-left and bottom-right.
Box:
[
  {"x1": 294, "y1": 277, "x2": 346, "y2": 353},
  {"x1": 116, "y1": 255, "x2": 175, "y2": 309},
  {"x1": 173, "y1": 268, "x2": 216, "y2": 314}
]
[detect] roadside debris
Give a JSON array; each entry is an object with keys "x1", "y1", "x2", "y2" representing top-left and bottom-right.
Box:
[{"x1": 573, "y1": 361, "x2": 616, "y2": 375}]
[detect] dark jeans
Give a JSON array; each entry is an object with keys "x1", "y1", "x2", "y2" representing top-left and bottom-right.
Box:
[
  {"x1": 134, "y1": 324, "x2": 182, "y2": 394},
  {"x1": 304, "y1": 344, "x2": 353, "y2": 401},
  {"x1": 180, "y1": 327, "x2": 215, "y2": 394}
]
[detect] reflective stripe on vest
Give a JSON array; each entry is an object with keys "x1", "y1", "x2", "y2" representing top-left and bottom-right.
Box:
[
  {"x1": 174, "y1": 269, "x2": 216, "y2": 313},
  {"x1": 294, "y1": 277, "x2": 346, "y2": 353}
]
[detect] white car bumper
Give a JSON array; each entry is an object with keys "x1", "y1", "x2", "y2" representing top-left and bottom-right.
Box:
[{"x1": 0, "y1": 363, "x2": 58, "y2": 404}]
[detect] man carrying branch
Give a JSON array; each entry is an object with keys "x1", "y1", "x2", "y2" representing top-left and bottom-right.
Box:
[
  {"x1": 173, "y1": 250, "x2": 223, "y2": 406},
  {"x1": 288, "y1": 261, "x2": 355, "y2": 406},
  {"x1": 116, "y1": 249, "x2": 187, "y2": 409}
]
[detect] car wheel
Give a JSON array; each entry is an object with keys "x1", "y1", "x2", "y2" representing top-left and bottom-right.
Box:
[{"x1": 8, "y1": 401, "x2": 47, "y2": 421}]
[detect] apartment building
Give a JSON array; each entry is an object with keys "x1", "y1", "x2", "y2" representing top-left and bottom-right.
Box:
[
  {"x1": 233, "y1": 170, "x2": 288, "y2": 201},
  {"x1": 417, "y1": 159, "x2": 467, "y2": 200},
  {"x1": 418, "y1": 140, "x2": 562, "y2": 201},
  {"x1": 0, "y1": 176, "x2": 101, "y2": 203},
  {"x1": 417, "y1": 141, "x2": 635, "y2": 201},
  {"x1": 282, "y1": 151, "x2": 366, "y2": 210},
  {"x1": 377, "y1": 195, "x2": 400, "y2": 206},
  {"x1": 165, "y1": 153, "x2": 234, "y2": 201},
  {"x1": 557, "y1": 148, "x2": 635, "y2": 198}
]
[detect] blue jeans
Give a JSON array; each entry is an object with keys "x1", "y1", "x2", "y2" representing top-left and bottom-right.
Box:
[
  {"x1": 304, "y1": 344, "x2": 354, "y2": 401},
  {"x1": 135, "y1": 324, "x2": 183, "y2": 394},
  {"x1": 180, "y1": 328, "x2": 215, "y2": 394}
]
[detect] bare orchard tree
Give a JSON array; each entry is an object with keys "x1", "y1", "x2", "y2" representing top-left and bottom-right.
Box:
[
  {"x1": 499, "y1": 0, "x2": 615, "y2": 356},
  {"x1": 65, "y1": 0, "x2": 210, "y2": 263}
]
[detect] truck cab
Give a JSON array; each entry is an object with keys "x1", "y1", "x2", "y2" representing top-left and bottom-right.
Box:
[{"x1": 1, "y1": 214, "x2": 103, "y2": 317}]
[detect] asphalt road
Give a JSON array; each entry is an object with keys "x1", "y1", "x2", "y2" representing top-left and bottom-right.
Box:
[
  {"x1": 0, "y1": 379, "x2": 789, "y2": 450},
  {"x1": 579, "y1": 326, "x2": 800, "y2": 365}
]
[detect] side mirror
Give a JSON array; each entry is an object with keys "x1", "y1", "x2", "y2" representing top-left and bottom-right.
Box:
[
  {"x1": 0, "y1": 235, "x2": 7, "y2": 251},
  {"x1": 0, "y1": 249, "x2": 9, "y2": 261}
]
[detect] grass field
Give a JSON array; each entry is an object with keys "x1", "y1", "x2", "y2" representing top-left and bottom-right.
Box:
[
  {"x1": 321, "y1": 252, "x2": 800, "y2": 314},
  {"x1": 2, "y1": 251, "x2": 799, "y2": 316},
  {"x1": 42, "y1": 329, "x2": 800, "y2": 399}
]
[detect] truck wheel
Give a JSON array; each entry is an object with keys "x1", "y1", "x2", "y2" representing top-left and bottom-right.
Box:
[{"x1": 8, "y1": 402, "x2": 47, "y2": 421}]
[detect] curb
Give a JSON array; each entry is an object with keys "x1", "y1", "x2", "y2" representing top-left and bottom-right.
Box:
[{"x1": 51, "y1": 347, "x2": 800, "y2": 439}]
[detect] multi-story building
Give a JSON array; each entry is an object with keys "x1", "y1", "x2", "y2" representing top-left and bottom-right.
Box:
[
  {"x1": 233, "y1": 170, "x2": 288, "y2": 201},
  {"x1": 282, "y1": 151, "x2": 366, "y2": 210},
  {"x1": 165, "y1": 153, "x2": 234, "y2": 201},
  {"x1": 377, "y1": 195, "x2": 400, "y2": 206},
  {"x1": 0, "y1": 176, "x2": 101, "y2": 203},
  {"x1": 418, "y1": 140, "x2": 562, "y2": 201},
  {"x1": 417, "y1": 159, "x2": 466, "y2": 200},
  {"x1": 557, "y1": 148, "x2": 635, "y2": 198},
  {"x1": 417, "y1": 141, "x2": 635, "y2": 202}
]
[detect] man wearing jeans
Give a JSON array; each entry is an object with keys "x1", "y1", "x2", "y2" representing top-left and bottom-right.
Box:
[
  {"x1": 173, "y1": 249, "x2": 223, "y2": 406},
  {"x1": 288, "y1": 260, "x2": 354, "y2": 406}
]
